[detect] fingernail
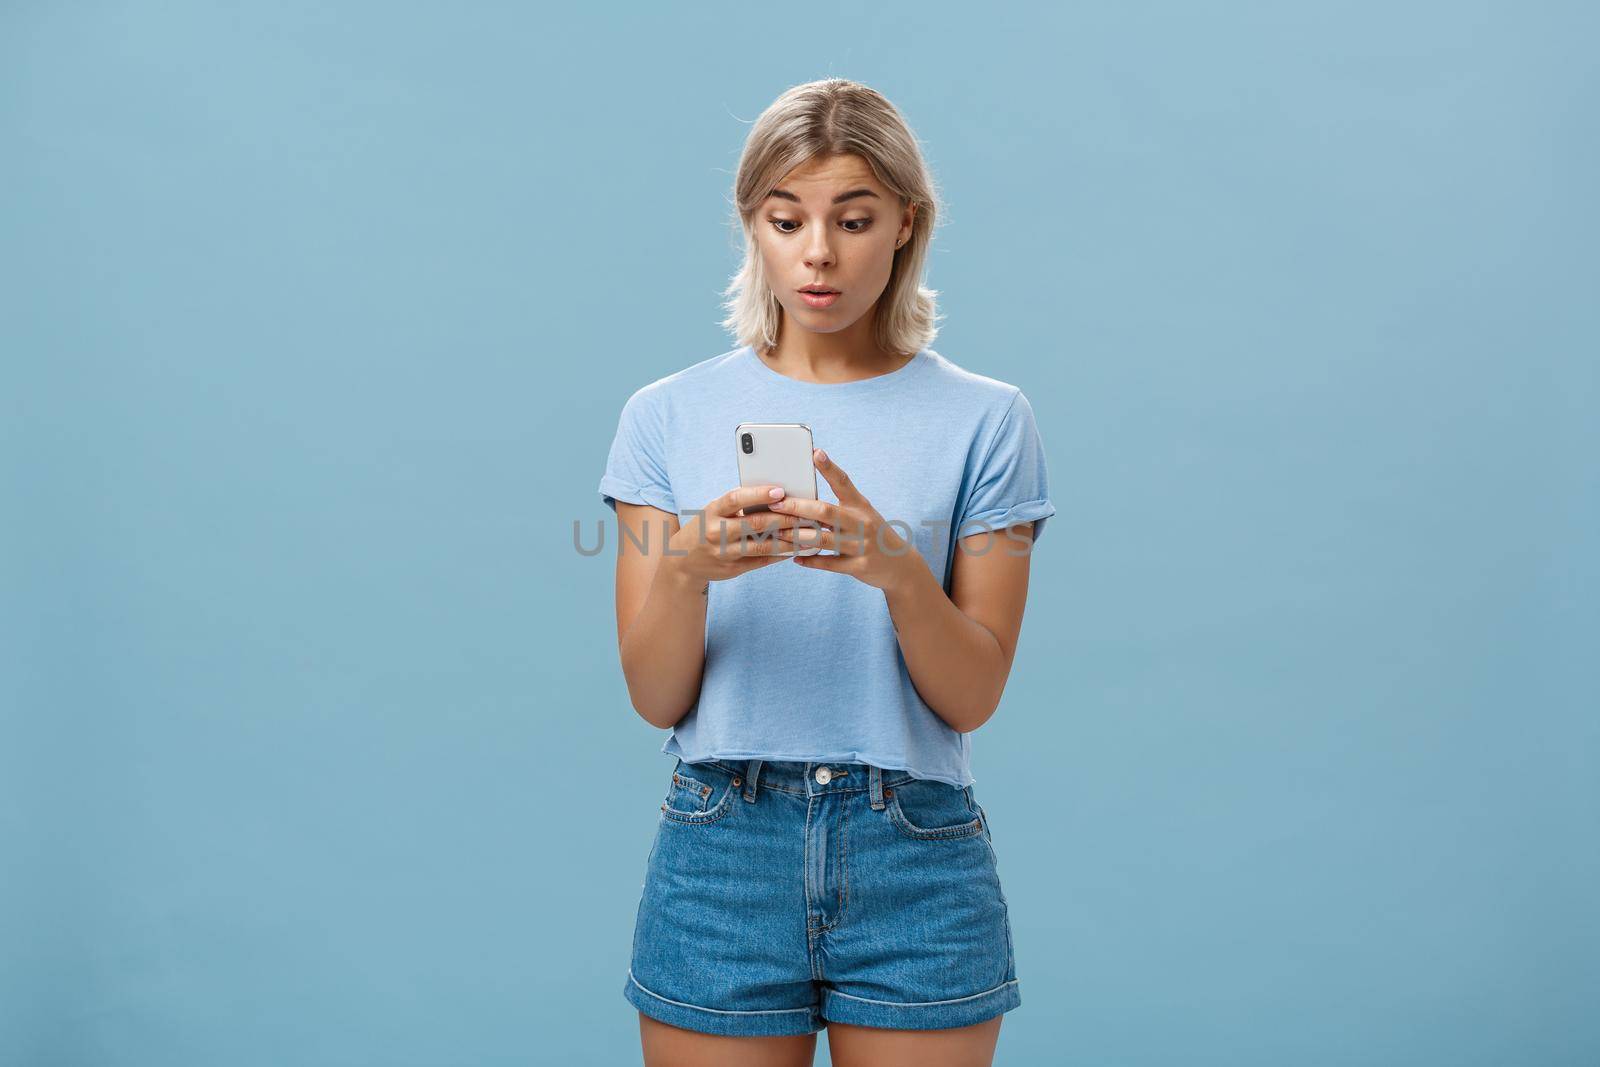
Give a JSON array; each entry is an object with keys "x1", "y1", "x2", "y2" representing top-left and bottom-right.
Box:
[
  {"x1": 769, "y1": 487, "x2": 785, "y2": 499},
  {"x1": 814, "y1": 449, "x2": 827, "y2": 463}
]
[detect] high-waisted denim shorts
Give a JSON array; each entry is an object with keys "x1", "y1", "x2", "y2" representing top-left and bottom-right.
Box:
[{"x1": 624, "y1": 757, "x2": 1020, "y2": 1036}]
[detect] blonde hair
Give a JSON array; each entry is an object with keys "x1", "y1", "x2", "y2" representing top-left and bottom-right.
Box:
[{"x1": 720, "y1": 78, "x2": 945, "y2": 357}]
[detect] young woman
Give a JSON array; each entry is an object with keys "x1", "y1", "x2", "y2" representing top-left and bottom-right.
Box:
[{"x1": 599, "y1": 78, "x2": 1055, "y2": 1067}]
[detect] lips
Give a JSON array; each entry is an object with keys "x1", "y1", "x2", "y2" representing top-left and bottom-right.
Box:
[
  {"x1": 799, "y1": 286, "x2": 840, "y2": 295},
  {"x1": 799, "y1": 290, "x2": 841, "y2": 309}
]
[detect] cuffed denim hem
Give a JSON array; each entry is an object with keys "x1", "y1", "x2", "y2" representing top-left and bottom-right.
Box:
[
  {"x1": 624, "y1": 969, "x2": 823, "y2": 1037},
  {"x1": 820, "y1": 978, "x2": 1021, "y2": 1031}
]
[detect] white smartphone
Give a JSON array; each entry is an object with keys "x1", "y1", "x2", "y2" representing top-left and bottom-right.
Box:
[{"x1": 735, "y1": 422, "x2": 821, "y2": 555}]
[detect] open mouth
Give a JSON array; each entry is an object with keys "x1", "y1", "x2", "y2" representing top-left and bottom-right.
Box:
[{"x1": 799, "y1": 289, "x2": 841, "y2": 307}]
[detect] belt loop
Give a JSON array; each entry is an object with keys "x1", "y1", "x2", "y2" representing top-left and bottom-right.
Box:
[
  {"x1": 743, "y1": 759, "x2": 762, "y2": 802},
  {"x1": 869, "y1": 764, "x2": 885, "y2": 810}
]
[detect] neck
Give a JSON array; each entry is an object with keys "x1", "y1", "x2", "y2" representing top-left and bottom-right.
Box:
[{"x1": 759, "y1": 317, "x2": 912, "y2": 385}]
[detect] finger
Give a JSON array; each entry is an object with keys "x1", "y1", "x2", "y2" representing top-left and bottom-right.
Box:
[
  {"x1": 734, "y1": 530, "x2": 804, "y2": 557},
  {"x1": 777, "y1": 520, "x2": 872, "y2": 555},
  {"x1": 767, "y1": 494, "x2": 843, "y2": 527},
  {"x1": 716, "y1": 484, "x2": 788, "y2": 518},
  {"x1": 699, "y1": 514, "x2": 757, "y2": 546},
  {"x1": 777, "y1": 526, "x2": 841, "y2": 553},
  {"x1": 720, "y1": 518, "x2": 808, "y2": 552},
  {"x1": 811, "y1": 448, "x2": 865, "y2": 507},
  {"x1": 700, "y1": 509, "x2": 803, "y2": 543},
  {"x1": 737, "y1": 510, "x2": 808, "y2": 536}
]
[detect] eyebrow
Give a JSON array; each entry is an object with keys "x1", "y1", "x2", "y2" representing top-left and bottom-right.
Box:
[{"x1": 766, "y1": 187, "x2": 881, "y2": 205}]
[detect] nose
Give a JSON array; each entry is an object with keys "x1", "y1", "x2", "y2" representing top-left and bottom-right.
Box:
[{"x1": 803, "y1": 232, "x2": 835, "y2": 271}]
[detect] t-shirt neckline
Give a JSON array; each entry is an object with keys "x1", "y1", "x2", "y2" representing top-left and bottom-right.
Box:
[{"x1": 740, "y1": 344, "x2": 930, "y2": 394}]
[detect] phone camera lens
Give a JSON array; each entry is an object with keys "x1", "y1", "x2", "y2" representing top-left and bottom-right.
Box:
[{"x1": 741, "y1": 433, "x2": 753, "y2": 454}]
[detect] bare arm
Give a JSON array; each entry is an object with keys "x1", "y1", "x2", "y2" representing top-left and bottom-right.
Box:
[
  {"x1": 881, "y1": 522, "x2": 1037, "y2": 734},
  {"x1": 613, "y1": 503, "x2": 706, "y2": 729},
  {"x1": 611, "y1": 488, "x2": 802, "y2": 729},
  {"x1": 767, "y1": 448, "x2": 1039, "y2": 736}
]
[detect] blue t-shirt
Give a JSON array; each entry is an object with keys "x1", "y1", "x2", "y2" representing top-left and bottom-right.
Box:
[{"x1": 598, "y1": 343, "x2": 1056, "y2": 787}]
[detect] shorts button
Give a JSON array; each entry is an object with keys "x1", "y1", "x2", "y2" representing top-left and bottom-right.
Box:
[{"x1": 815, "y1": 767, "x2": 832, "y2": 784}]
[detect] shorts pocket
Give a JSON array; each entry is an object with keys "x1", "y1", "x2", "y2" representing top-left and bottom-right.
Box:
[
  {"x1": 884, "y1": 777, "x2": 985, "y2": 840},
  {"x1": 660, "y1": 761, "x2": 739, "y2": 825}
]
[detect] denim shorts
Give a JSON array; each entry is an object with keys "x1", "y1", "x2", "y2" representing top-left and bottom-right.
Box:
[{"x1": 623, "y1": 757, "x2": 1020, "y2": 1036}]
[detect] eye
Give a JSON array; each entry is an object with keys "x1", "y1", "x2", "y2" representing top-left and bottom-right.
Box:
[{"x1": 767, "y1": 217, "x2": 874, "y2": 235}]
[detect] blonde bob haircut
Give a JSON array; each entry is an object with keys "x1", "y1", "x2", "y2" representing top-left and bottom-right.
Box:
[{"x1": 720, "y1": 78, "x2": 945, "y2": 357}]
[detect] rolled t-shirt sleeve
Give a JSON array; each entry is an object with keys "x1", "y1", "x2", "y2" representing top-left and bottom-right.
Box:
[
  {"x1": 957, "y1": 388, "x2": 1057, "y2": 543},
  {"x1": 598, "y1": 387, "x2": 677, "y2": 514}
]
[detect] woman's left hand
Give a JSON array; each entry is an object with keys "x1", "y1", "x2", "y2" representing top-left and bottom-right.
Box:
[{"x1": 769, "y1": 448, "x2": 924, "y2": 594}]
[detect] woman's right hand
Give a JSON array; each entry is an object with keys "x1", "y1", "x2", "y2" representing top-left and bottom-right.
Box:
[{"x1": 666, "y1": 484, "x2": 808, "y2": 585}]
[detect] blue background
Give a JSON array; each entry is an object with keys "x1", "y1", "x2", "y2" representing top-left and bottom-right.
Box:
[{"x1": 4, "y1": 2, "x2": 1595, "y2": 1064}]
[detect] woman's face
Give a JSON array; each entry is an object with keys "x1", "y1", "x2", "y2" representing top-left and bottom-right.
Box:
[{"x1": 754, "y1": 153, "x2": 915, "y2": 340}]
